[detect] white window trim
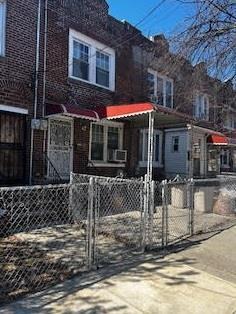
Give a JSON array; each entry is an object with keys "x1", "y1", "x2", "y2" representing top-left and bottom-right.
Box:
[
  {"x1": 221, "y1": 149, "x2": 230, "y2": 168},
  {"x1": 224, "y1": 113, "x2": 235, "y2": 130},
  {"x1": 0, "y1": 0, "x2": 6, "y2": 57},
  {"x1": 139, "y1": 129, "x2": 163, "y2": 168},
  {"x1": 69, "y1": 29, "x2": 116, "y2": 91},
  {"x1": 0, "y1": 104, "x2": 28, "y2": 115},
  {"x1": 194, "y1": 92, "x2": 209, "y2": 121},
  {"x1": 89, "y1": 120, "x2": 124, "y2": 165},
  {"x1": 148, "y1": 69, "x2": 174, "y2": 108},
  {"x1": 172, "y1": 136, "x2": 180, "y2": 153}
]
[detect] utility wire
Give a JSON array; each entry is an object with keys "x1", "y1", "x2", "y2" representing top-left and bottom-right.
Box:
[{"x1": 44, "y1": 0, "x2": 167, "y2": 74}]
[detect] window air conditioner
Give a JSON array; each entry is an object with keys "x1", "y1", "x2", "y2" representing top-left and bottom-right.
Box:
[{"x1": 108, "y1": 150, "x2": 127, "y2": 162}]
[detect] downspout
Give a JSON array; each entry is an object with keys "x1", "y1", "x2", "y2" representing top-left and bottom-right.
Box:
[
  {"x1": 42, "y1": 0, "x2": 48, "y2": 159},
  {"x1": 29, "y1": 0, "x2": 42, "y2": 185}
]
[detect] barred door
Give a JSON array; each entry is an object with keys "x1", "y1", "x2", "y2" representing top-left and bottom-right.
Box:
[
  {"x1": 0, "y1": 112, "x2": 26, "y2": 186},
  {"x1": 48, "y1": 119, "x2": 73, "y2": 180}
]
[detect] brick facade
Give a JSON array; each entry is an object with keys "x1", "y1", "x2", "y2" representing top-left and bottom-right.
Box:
[{"x1": 1, "y1": 0, "x2": 235, "y2": 185}]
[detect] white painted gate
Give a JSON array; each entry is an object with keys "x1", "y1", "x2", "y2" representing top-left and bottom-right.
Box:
[{"x1": 48, "y1": 119, "x2": 73, "y2": 179}]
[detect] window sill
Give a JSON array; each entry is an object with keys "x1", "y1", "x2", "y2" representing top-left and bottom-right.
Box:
[
  {"x1": 68, "y1": 76, "x2": 115, "y2": 92},
  {"x1": 88, "y1": 162, "x2": 126, "y2": 168}
]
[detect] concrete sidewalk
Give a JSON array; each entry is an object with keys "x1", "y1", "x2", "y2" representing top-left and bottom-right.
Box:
[{"x1": 1, "y1": 228, "x2": 236, "y2": 314}]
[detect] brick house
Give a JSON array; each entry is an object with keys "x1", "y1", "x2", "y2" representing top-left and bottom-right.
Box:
[{"x1": 0, "y1": 0, "x2": 235, "y2": 186}]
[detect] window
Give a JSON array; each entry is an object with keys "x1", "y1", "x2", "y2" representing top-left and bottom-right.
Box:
[
  {"x1": 148, "y1": 69, "x2": 173, "y2": 108},
  {"x1": 96, "y1": 51, "x2": 110, "y2": 88},
  {"x1": 139, "y1": 129, "x2": 163, "y2": 167},
  {"x1": 172, "y1": 136, "x2": 179, "y2": 152},
  {"x1": 73, "y1": 41, "x2": 89, "y2": 81},
  {"x1": 194, "y1": 93, "x2": 209, "y2": 120},
  {"x1": 220, "y1": 150, "x2": 230, "y2": 168},
  {"x1": 69, "y1": 29, "x2": 115, "y2": 91},
  {"x1": 90, "y1": 122, "x2": 123, "y2": 163},
  {"x1": 0, "y1": 0, "x2": 6, "y2": 56},
  {"x1": 224, "y1": 114, "x2": 236, "y2": 130}
]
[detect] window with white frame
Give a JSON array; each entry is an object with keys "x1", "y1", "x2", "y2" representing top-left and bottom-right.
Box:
[
  {"x1": 69, "y1": 29, "x2": 115, "y2": 91},
  {"x1": 194, "y1": 93, "x2": 209, "y2": 120},
  {"x1": 220, "y1": 149, "x2": 230, "y2": 168},
  {"x1": 172, "y1": 136, "x2": 179, "y2": 152},
  {"x1": 139, "y1": 129, "x2": 163, "y2": 167},
  {"x1": 0, "y1": 0, "x2": 6, "y2": 56},
  {"x1": 148, "y1": 69, "x2": 173, "y2": 108},
  {"x1": 90, "y1": 122, "x2": 123, "y2": 163},
  {"x1": 224, "y1": 114, "x2": 236, "y2": 130}
]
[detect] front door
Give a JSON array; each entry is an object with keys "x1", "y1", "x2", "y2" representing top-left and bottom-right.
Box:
[
  {"x1": 48, "y1": 119, "x2": 73, "y2": 180},
  {"x1": 0, "y1": 112, "x2": 26, "y2": 186}
]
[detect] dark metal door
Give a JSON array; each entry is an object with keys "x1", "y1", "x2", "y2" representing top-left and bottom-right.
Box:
[{"x1": 0, "y1": 112, "x2": 26, "y2": 186}]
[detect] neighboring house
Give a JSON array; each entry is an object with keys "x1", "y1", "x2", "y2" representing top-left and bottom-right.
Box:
[{"x1": 0, "y1": 0, "x2": 236, "y2": 186}]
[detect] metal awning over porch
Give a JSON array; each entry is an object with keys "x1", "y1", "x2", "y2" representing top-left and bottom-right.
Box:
[
  {"x1": 46, "y1": 103, "x2": 99, "y2": 121},
  {"x1": 96, "y1": 102, "x2": 194, "y2": 126},
  {"x1": 207, "y1": 134, "x2": 236, "y2": 147}
]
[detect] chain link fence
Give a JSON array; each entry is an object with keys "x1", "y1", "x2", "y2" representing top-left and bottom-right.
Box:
[
  {"x1": 0, "y1": 174, "x2": 236, "y2": 303},
  {"x1": 0, "y1": 183, "x2": 89, "y2": 303}
]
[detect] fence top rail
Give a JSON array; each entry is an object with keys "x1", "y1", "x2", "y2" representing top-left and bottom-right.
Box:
[
  {"x1": 0, "y1": 183, "x2": 70, "y2": 192},
  {"x1": 71, "y1": 173, "x2": 143, "y2": 184}
]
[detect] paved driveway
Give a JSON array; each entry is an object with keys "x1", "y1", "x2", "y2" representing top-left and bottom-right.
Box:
[{"x1": 1, "y1": 227, "x2": 236, "y2": 314}]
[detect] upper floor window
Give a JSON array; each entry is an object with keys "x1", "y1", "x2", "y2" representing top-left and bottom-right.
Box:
[
  {"x1": 194, "y1": 93, "x2": 209, "y2": 120},
  {"x1": 148, "y1": 69, "x2": 173, "y2": 108},
  {"x1": 0, "y1": 0, "x2": 6, "y2": 56},
  {"x1": 69, "y1": 29, "x2": 115, "y2": 91},
  {"x1": 139, "y1": 129, "x2": 163, "y2": 168},
  {"x1": 224, "y1": 113, "x2": 236, "y2": 130}
]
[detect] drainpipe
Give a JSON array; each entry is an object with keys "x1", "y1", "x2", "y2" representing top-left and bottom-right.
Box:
[
  {"x1": 29, "y1": 0, "x2": 42, "y2": 185},
  {"x1": 42, "y1": 0, "x2": 48, "y2": 159}
]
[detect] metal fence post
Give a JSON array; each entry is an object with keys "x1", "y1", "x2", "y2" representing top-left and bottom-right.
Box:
[
  {"x1": 87, "y1": 177, "x2": 94, "y2": 270},
  {"x1": 142, "y1": 175, "x2": 148, "y2": 251},
  {"x1": 189, "y1": 178, "x2": 195, "y2": 236},
  {"x1": 92, "y1": 178, "x2": 99, "y2": 268},
  {"x1": 161, "y1": 180, "x2": 166, "y2": 248},
  {"x1": 148, "y1": 180, "x2": 155, "y2": 249}
]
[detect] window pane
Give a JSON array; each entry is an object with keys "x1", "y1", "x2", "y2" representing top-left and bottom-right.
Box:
[
  {"x1": 148, "y1": 72, "x2": 155, "y2": 97},
  {"x1": 96, "y1": 51, "x2": 110, "y2": 87},
  {"x1": 143, "y1": 132, "x2": 148, "y2": 161},
  {"x1": 166, "y1": 80, "x2": 173, "y2": 108},
  {"x1": 0, "y1": 1, "x2": 6, "y2": 56},
  {"x1": 108, "y1": 127, "x2": 119, "y2": 150},
  {"x1": 73, "y1": 41, "x2": 89, "y2": 80},
  {"x1": 139, "y1": 131, "x2": 143, "y2": 161},
  {"x1": 157, "y1": 76, "x2": 164, "y2": 106},
  {"x1": 173, "y1": 136, "x2": 179, "y2": 152},
  {"x1": 155, "y1": 134, "x2": 160, "y2": 162},
  {"x1": 91, "y1": 124, "x2": 104, "y2": 161}
]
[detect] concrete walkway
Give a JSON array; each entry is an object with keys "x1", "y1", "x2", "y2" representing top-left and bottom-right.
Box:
[{"x1": 1, "y1": 227, "x2": 236, "y2": 314}]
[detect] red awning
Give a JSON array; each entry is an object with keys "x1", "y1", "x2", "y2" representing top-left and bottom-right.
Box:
[
  {"x1": 96, "y1": 103, "x2": 155, "y2": 120},
  {"x1": 46, "y1": 103, "x2": 99, "y2": 121},
  {"x1": 207, "y1": 135, "x2": 228, "y2": 146}
]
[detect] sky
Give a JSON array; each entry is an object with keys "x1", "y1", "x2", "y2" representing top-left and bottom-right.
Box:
[{"x1": 106, "y1": 0, "x2": 194, "y2": 38}]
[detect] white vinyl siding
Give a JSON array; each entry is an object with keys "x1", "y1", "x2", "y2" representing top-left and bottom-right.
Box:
[
  {"x1": 69, "y1": 29, "x2": 115, "y2": 91},
  {"x1": 165, "y1": 130, "x2": 188, "y2": 177},
  {"x1": 0, "y1": 0, "x2": 6, "y2": 56}
]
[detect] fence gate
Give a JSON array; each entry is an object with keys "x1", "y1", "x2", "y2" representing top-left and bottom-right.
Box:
[{"x1": 92, "y1": 177, "x2": 145, "y2": 265}]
